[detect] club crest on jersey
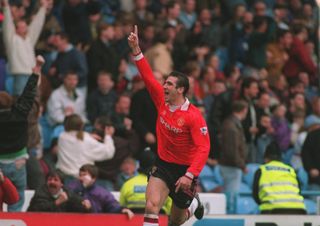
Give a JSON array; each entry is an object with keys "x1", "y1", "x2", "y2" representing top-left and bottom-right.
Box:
[
  {"x1": 177, "y1": 117, "x2": 185, "y2": 126},
  {"x1": 200, "y1": 127, "x2": 208, "y2": 135}
]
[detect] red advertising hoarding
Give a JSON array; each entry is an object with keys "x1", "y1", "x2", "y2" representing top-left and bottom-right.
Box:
[{"x1": 0, "y1": 212, "x2": 168, "y2": 226}]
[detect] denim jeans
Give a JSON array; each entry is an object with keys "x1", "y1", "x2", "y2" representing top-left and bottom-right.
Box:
[
  {"x1": 0, "y1": 58, "x2": 5, "y2": 91},
  {"x1": 12, "y1": 74, "x2": 30, "y2": 96},
  {"x1": 0, "y1": 160, "x2": 27, "y2": 211},
  {"x1": 220, "y1": 165, "x2": 242, "y2": 214}
]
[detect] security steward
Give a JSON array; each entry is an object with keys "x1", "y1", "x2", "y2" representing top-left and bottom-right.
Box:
[{"x1": 253, "y1": 141, "x2": 306, "y2": 214}]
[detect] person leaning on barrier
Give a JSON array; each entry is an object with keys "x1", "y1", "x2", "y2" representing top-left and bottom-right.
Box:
[{"x1": 252, "y1": 141, "x2": 306, "y2": 214}]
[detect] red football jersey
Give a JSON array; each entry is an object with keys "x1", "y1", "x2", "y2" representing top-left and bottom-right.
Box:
[{"x1": 134, "y1": 54, "x2": 210, "y2": 176}]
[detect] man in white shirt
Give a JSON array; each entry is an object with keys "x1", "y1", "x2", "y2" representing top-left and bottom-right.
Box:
[{"x1": 47, "y1": 71, "x2": 88, "y2": 127}]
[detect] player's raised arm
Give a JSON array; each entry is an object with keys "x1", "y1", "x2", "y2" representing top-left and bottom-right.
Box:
[{"x1": 127, "y1": 25, "x2": 165, "y2": 108}]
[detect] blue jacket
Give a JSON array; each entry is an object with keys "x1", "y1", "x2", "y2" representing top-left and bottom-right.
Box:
[{"x1": 67, "y1": 181, "x2": 122, "y2": 213}]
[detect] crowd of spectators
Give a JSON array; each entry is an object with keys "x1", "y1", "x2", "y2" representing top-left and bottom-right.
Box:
[{"x1": 0, "y1": 0, "x2": 320, "y2": 215}]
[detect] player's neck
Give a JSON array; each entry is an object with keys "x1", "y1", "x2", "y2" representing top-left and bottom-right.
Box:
[{"x1": 168, "y1": 96, "x2": 186, "y2": 108}]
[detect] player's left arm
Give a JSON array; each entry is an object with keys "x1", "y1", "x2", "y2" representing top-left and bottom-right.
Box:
[{"x1": 187, "y1": 112, "x2": 210, "y2": 177}]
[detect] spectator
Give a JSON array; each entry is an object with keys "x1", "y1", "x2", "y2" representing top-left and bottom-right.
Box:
[
  {"x1": 86, "y1": 1, "x2": 103, "y2": 42},
  {"x1": 0, "y1": 56, "x2": 44, "y2": 211},
  {"x1": 86, "y1": 23, "x2": 120, "y2": 92},
  {"x1": 206, "y1": 80, "x2": 231, "y2": 160},
  {"x1": 87, "y1": 71, "x2": 117, "y2": 124},
  {"x1": 139, "y1": 22, "x2": 156, "y2": 52},
  {"x1": 61, "y1": 0, "x2": 91, "y2": 48},
  {"x1": 291, "y1": 115, "x2": 320, "y2": 170},
  {"x1": 246, "y1": 15, "x2": 274, "y2": 70},
  {"x1": 179, "y1": 0, "x2": 197, "y2": 30},
  {"x1": 67, "y1": 164, "x2": 134, "y2": 218},
  {"x1": 48, "y1": 32, "x2": 88, "y2": 91},
  {"x1": 28, "y1": 170, "x2": 91, "y2": 212},
  {"x1": 41, "y1": 138, "x2": 58, "y2": 175},
  {"x1": 120, "y1": 148, "x2": 172, "y2": 214},
  {"x1": 283, "y1": 24, "x2": 317, "y2": 84},
  {"x1": 219, "y1": 100, "x2": 248, "y2": 214},
  {"x1": 35, "y1": 0, "x2": 62, "y2": 62},
  {"x1": 132, "y1": 0, "x2": 154, "y2": 26},
  {"x1": 266, "y1": 29, "x2": 292, "y2": 87},
  {"x1": 3, "y1": 0, "x2": 49, "y2": 95},
  {"x1": 271, "y1": 104, "x2": 291, "y2": 152},
  {"x1": 0, "y1": 170, "x2": 19, "y2": 211},
  {"x1": 256, "y1": 114, "x2": 274, "y2": 164},
  {"x1": 56, "y1": 114, "x2": 115, "y2": 181},
  {"x1": 116, "y1": 157, "x2": 138, "y2": 189},
  {"x1": 47, "y1": 71, "x2": 88, "y2": 127},
  {"x1": 253, "y1": 141, "x2": 306, "y2": 214},
  {"x1": 93, "y1": 116, "x2": 136, "y2": 191},
  {"x1": 301, "y1": 125, "x2": 320, "y2": 188},
  {"x1": 110, "y1": 94, "x2": 135, "y2": 138},
  {"x1": 144, "y1": 32, "x2": 173, "y2": 76},
  {"x1": 239, "y1": 77, "x2": 259, "y2": 162},
  {"x1": 130, "y1": 71, "x2": 164, "y2": 154}
]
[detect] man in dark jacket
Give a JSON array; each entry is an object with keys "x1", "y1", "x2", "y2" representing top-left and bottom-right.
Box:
[
  {"x1": 86, "y1": 23, "x2": 120, "y2": 92},
  {"x1": 28, "y1": 170, "x2": 90, "y2": 213},
  {"x1": 302, "y1": 127, "x2": 320, "y2": 186},
  {"x1": 219, "y1": 100, "x2": 248, "y2": 214},
  {"x1": 0, "y1": 56, "x2": 44, "y2": 211}
]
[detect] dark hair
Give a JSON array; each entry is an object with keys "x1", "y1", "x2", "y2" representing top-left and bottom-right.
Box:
[
  {"x1": 55, "y1": 32, "x2": 69, "y2": 42},
  {"x1": 232, "y1": 100, "x2": 248, "y2": 113},
  {"x1": 64, "y1": 114, "x2": 84, "y2": 140},
  {"x1": 168, "y1": 71, "x2": 189, "y2": 96},
  {"x1": 97, "y1": 70, "x2": 112, "y2": 79},
  {"x1": 291, "y1": 23, "x2": 307, "y2": 35},
  {"x1": 0, "y1": 91, "x2": 13, "y2": 109},
  {"x1": 264, "y1": 141, "x2": 281, "y2": 160},
  {"x1": 276, "y1": 29, "x2": 291, "y2": 40},
  {"x1": 252, "y1": 15, "x2": 267, "y2": 30},
  {"x1": 97, "y1": 23, "x2": 113, "y2": 37},
  {"x1": 240, "y1": 77, "x2": 258, "y2": 97},
  {"x1": 80, "y1": 164, "x2": 99, "y2": 178},
  {"x1": 63, "y1": 71, "x2": 78, "y2": 79},
  {"x1": 46, "y1": 170, "x2": 65, "y2": 184},
  {"x1": 166, "y1": 1, "x2": 178, "y2": 11}
]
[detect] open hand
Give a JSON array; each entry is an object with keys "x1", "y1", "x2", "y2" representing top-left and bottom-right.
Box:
[{"x1": 175, "y1": 175, "x2": 192, "y2": 193}]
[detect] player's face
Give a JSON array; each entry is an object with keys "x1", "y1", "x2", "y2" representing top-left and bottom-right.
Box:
[{"x1": 163, "y1": 76, "x2": 179, "y2": 103}]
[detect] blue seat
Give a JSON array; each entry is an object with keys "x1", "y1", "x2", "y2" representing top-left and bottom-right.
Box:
[
  {"x1": 242, "y1": 163, "x2": 260, "y2": 188},
  {"x1": 5, "y1": 75, "x2": 13, "y2": 95},
  {"x1": 199, "y1": 165, "x2": 218, "y2": 192},
  {"x1": 240, "y1": 182, "x2": 252, "y2": 194},
  {"x1": 296, "y1": 167, "x2": 309, "y2": 191},
  {"x1": 304, "y1": 199, "x2": 317, "y2": 214},
  {"x1": 39, "y1": 115, "x2": 54, "y2": 149},
  {"x1": 212, "y1": 164, "x2": 224, "y2": 185},
  {"x1": 236, "y1": 196, "x2": 259, "y2": 214}
]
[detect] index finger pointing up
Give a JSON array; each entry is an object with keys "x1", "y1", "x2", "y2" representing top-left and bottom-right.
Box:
[{"x1": 134, "y1": 25, "x2": 138, "y2": 35}]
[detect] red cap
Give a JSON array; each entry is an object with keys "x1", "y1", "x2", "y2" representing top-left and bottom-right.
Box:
[{"x1": 0, "y1": 13, "x2": 4, "y2": 22}]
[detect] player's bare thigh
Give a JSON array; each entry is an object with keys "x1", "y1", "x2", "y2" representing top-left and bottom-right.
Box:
[{"x1": 145, "y1": 176, "x2": 170, "y2": 214}]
